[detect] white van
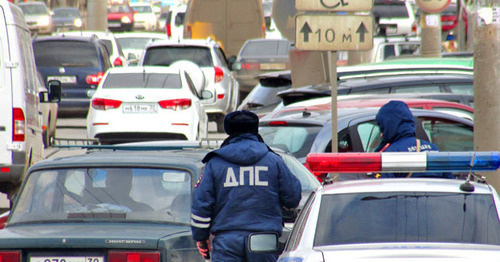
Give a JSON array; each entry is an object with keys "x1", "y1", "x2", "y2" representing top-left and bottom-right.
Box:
[{"x1": 0, "y1": 2, "x2": 60, "y2": 198}]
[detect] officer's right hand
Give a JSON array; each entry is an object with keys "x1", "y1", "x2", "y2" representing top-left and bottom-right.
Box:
[{"x1": 196, "y1": 239, "x2": 211, "y2": 260}]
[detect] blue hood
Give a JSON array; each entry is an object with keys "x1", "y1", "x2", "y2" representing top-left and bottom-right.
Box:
[
  {"x1": 203, "y1": 133, "x2": 270, "y2": 165},
  {"x1": 376, "y1": 101, "x2": 416, "y2": 148}
]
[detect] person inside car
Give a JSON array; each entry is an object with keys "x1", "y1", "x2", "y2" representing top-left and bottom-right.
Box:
[{"x1": 374, "y1": 100, "x2": 454, "y2": 179}]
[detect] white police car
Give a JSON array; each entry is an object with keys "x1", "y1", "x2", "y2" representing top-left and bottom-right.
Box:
[{"x1": 251, "y1": 152, "x2": 500, "y2": 261}]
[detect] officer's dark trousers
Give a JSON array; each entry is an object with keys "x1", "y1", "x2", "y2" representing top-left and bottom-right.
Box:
[{"x1": 212, "y1": 231, "x2": 280, "y2": 262}]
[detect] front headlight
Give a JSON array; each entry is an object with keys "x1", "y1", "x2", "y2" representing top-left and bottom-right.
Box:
[
  {"x1": 38, "y1": 16, "x2": 50, "y2": 26},
  {"x1": 121, "y1": 16, "x2": 131, "y2": 24},
  {"x1": 74, "y1": 18, "x2": 83, "y2": 28}
]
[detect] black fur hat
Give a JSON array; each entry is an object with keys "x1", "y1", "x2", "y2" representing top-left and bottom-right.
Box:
[{"x1": 223, "y1": 110, "x2": 259, "y2": 136}]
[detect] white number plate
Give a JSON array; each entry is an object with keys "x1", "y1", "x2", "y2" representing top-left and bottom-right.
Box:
[
  {"x1": 260, "y1": 63, "x2": 286, "y2": 70},
  {"x1": 31, "y1": 256, "x2": 103, "y2": 262},
  {"x1": 123, "y1": 103, "x2": 158, "y2": 113},
  {"x1": 47, "y1": 75, "x2": 77, "y2": 84}
]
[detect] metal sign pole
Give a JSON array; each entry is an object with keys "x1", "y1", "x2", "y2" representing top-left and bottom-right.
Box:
[{"x1": 328, "y1": 51, "x2": 337, "y2": 153}]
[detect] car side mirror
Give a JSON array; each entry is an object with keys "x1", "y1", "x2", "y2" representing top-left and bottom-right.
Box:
[
  {"x1": 231, "y1": 62, "x2": 241, "y2": 71},
  {"x1": 128, "y1": 53, "x2": 137, "y2": 60},
  {"x1": 248, "y1": 232, "x2": 281, "y2": 253},
  {"x1": 41, "y1": 80, "x2": 61, "y2": 103},
  {"x1": 201, "y1": 90, "x2": 213, "y2": 100},
  {"x1": 227, "y1": 55, "x2": 237, "y2": 70}
]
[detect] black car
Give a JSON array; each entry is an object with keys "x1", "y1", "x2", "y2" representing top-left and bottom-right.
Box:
[
  {"x1": 0, "y1": 142, "x2": 319, "y2": 261},
  {"x1": 33, "y1": 35, "x2": 112, "y2": 117}
]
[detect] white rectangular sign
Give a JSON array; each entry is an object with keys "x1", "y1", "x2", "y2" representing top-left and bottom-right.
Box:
[
  {"x1": 296, "y1": 0, "x2": 373, "y2": 12},
  {"x1": 295, "y1": 14, "x2": 373, "y2": 51}
]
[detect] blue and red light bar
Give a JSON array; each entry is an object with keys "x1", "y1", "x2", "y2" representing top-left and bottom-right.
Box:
[{"x1": 306, "y1": 152, "x2": 500, "y2": 173}]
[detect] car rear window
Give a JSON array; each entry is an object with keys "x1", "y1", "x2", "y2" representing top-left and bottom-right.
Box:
[
  {"x1": 20, "y1": 4, "x2": 49, "y2": 15},
  {"x1": 373, "y1": 4, "x2": 409, "y2": 18},
  {"x1": 102, "y1": 73, "x2": 182, "y2": 89},
  {"x1": 315, "y1": 192, "x2": 500, "y2": 246},
  {"x1": 33, "y1": 41, "x2": 100, "y2": 68},
  {"x1": 259, "y1": 125, "x2": 323, "y2": 160},
  {"x1": 143, "y1": 46, "x2": 213, "y2": 67},
  {"x1": 240, "y1": 40, "x2": 290, "y2": 58}
]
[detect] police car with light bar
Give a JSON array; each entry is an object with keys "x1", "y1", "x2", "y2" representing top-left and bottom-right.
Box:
[{"x1": 249, "y1": 151, "x2": 500, "y2": 261}]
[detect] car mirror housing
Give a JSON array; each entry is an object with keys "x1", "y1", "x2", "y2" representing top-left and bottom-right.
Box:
[
  {"x1": 201, "y1": 90, "x2": 213, "y2": 100},
  {"x1": 42, "y1": 80, "x2": 61, "y2": 103},
  {"x1": 231, "y1": 62, "x2": 241, "y2": 71}
]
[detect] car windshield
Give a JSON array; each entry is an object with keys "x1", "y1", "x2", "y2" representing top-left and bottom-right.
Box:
[
  {"x1": 102, "y1": 72, "x2": 182, "y2": 89},
  {"x1": 143, "y1": 46, "x2": 213, "y2": 67},
  {"x1": 131, "y1": 5, "x2": 153, "y2": 13},
  {"x1": 108, "y1": 5, "x2": 131, "y2": 13},
  {"x1": 260, "y1": 125, "x2": 323, "y2": 160},
  {"x1": 53, "y1": 8, "x2": 80, "y2": 18},
  {"x1": 315, "y1": 192, "x2": 500, "y2": 246},
  {"x1": 10, "y1": 167, "x2": 192, "y2": 224},
  {"x1": 117, "y1": 37, "x2": 162, "y2": 50},
  {"x1": 240, "y1": 40, "x2": 290, "y2": 58},
  {"x1": 19, "y1": 4, "x2": 48, "y2": 15},
  {"x1": 33, "y1": 41, "x2": 100, "y2": 68}
]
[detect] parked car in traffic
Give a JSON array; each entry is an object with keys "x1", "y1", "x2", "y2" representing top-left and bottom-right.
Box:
[
  {"x1": 165, "y1": 4, "x2": 186, "y2": 40},
  {"x1": 54, "y1": 30, "x2": 129, "y2": 67},
  {"x1": 114, "y1": 31, "x2": 168, "y2": 65},
  {"x1": 130, "y1": 2, "x2": 158, "y2": 31},
  {"x1": 86, "y1": 65, "x2": 210, "y2": 144},
  {"x1": 259, "y1": 107, "x2": 474, "y2": 164},
  {"x1": 0, "y1": 140, "x2": 319, "y2": 259},
  {"x1": 274, "y1": 153, "x2": 500, "y2": 261},
  {"x1": 33, "y1": 35, "x2": 112, "y2": 117},
  {"x1": 232, "y1": 38, "x2": 292, "y2": 94},
  {"x1": 107, "y1": 3, "x2": 135, "y2": 32},
  {"x1": 51, "y1": 7, "x2": 83, "y2": 31},
  {"x1": 18, "y1": 1, "x2": 53, "y2": 35},
  {"x1": 0, "y1": 1, "x2": 60, "y2": 199},
  {"x1": 141, "y1": 38, "x2": 240, "y2": 132}
]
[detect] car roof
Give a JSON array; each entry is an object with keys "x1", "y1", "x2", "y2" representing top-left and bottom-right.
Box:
[
  {"x1": 56, "y1": 30, "x2": 116, "y2": 39},
  {"x1": 33, "y1": 34, "x2": 98, "y2": 43},
  {"x1": 319, "y1": 178, "x2": 494, "y2": 195},
  {"x1": 28, "y1": 148, "x2": 211, "y2": 172},
  {"x1": 106, "y1": 65, "x2": 182, "y2": 74},
  {"x1": 114, "y1": 32, "x2": 168, "y2": 39},
  {"x1": 338, "y1": 74, "x2": 473, "y2": 89},
  {"x1": 146, "y1": 39, "x2": 218, "y2": 48}
]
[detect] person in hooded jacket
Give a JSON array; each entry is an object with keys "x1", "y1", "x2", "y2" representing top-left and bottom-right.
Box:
[
  {"x1": 374, "y1": 100, "x2": 454, "y2": 179},
  {"x1": 191, "y1": 110, "x2": 302, "y2": 261}
]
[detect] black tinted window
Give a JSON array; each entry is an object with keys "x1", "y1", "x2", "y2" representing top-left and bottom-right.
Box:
[
  {"x1": 143, "y1": 46, "x2": 213, "y2": 67},
  {"x1": 373, "y1": 4, "x2": 409, "y2": 18},
  {"x1": 102, "y1": 73, "x2": 182, "y2": 89},
  {"x1": 33, "y1": 41, "x2": 100, "y2": 68},
  {"x1": 240, "y1": 40, "x2": 290, "y2": 57},
  {"x1": 315, "y1": 192, "x2": 500, "y2": 246}
]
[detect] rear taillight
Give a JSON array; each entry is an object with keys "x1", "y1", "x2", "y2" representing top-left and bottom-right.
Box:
[
  {"x1": 91, "y1": 98, "x2": 122, "y2": 110},
  {"x1": 214, "y1": 66, "x2": 224, "y2": 83},
  {"x1": 241, "y1": 62, "x2": 259, "y2": 70},
  {"x1": 0, "y1": 251, "x2": 21, "y2": 262},
  {"x1": 113, "y1": 57, "x2": 124, "y2": 67},
  {"x1": 268, "y1": 121, "x2": 287, "y2": 126},
  {"x1": 158, "y1": 99, "x2": 191, "y2": 110},
  {"x1": 108, "y1": 251, "x2": 159, "y2": 262},
  {"x1": 166, "y1": 24, "x2": 172, "y2": 37},
  {"x1": 0, "y1": 167, "x2": 10, "y2": 173},
  {"x1": 13, "y1": 108, "x2": 25, "y2": 142},
  {"x1": 86, "y1": 72, "x2": 105, "y2": 85},
  {"x1": 217, "y1": 93, "x2": 225, "y2": 100}
]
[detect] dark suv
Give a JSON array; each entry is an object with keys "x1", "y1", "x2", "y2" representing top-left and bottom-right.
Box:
[{"x1": 33, "y1": 35, "x2": 111, "y2": 117}]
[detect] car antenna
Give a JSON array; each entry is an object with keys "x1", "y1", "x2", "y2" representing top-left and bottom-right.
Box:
[
  {"x1": 143, "y1": 67, "x2": 146, "y2": 83},
  {"x1": 460, "y1": 153, "x2": 476, "y2": 192}
]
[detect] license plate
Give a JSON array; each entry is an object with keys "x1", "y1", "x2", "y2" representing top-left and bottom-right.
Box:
[
  {"x1": 47, "y1": 75, "x2": 77, "y2": 84},
  {"x1": 260, "y1": 63, "x2": 286, "y2": 70},
  {"x1": 123, "y1": 103, "x2": 158, "y2": 113},
  {"x1": 386, "y1": 27, "x2": 398, "y2": 34},
  {"x1": 31, "y1": 256, "x2": 104, "y2": 262}
]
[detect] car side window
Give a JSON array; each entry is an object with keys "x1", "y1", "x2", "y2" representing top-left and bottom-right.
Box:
[
  {"x1": 419, "y1": 117, "x2": 473, "y2": 151},
  {"x1": 392, "y1": 85, "x2": 441, "y2": 93},
  {"x1": 356, "y1": 121, "x2": 382, "y2": 152},
  {"x1": 447, "y1": 84, "x2": 473, "y2": 95}
]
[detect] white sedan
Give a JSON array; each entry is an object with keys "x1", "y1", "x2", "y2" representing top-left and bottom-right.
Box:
[{"x1": 87, "y1": 65, "x2": 209, "y2": 144}]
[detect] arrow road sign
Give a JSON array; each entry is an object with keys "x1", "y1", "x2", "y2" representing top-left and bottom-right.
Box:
[
  {"x1": 296, "y1": 0, "x2": 373, "y2": 12},
  {"x1": 295, "y1": 14, "x2": 373, "y2": 51}
]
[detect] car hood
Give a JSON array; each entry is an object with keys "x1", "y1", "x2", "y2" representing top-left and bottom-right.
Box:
[{"x1": 0, "y1": 223, "x2": 190, "y2": 249}]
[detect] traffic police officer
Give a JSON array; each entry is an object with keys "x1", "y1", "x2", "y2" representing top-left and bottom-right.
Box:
[{"x1": 191, "y1": 110, "x2": 302, "y2": 261}]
